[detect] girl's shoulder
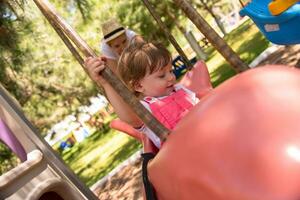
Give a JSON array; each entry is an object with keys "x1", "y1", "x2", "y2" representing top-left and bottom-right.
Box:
[
  {"x1": 174, "y1": 83, "x2": 192, "y2": 93},
  {"x1": 175, "y1": 83, "x2": 199, "y2": 103}
]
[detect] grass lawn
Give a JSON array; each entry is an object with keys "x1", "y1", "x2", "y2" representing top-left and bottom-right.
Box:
[
  {"x1": 61, "y1": 118, "x2": 141, "y2": 187},
  {"x1": 206, "y1": 19, "x2": 270, "y2": 87},
  {"x1": 60, "y1": 19, "x2": 270, "y2": 188}
]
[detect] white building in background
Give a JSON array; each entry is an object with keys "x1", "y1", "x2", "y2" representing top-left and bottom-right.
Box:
[
  {"x1": 44, "y1": 94, "x2": 109, "y2": 146},
  {"x1": 44, "y1": 115, "x2": 80, "y2": 146},
  {"x1": 87, "y1": 94, "x2": 108, "y2": 115}
]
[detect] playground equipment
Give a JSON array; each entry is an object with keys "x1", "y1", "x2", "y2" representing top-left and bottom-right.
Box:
[
  {"x1": 172, "y1": 55, "x2": 197, "y2": 78},
  {"x1": 0, "y1": 85, "x2": 98, "y2": 199},
  {"x1": 269, "y1": 0, "x2": 299, "y2": 15},
  {"x1": 240, "y1": 0, "x2": 300, "y2": 45}
]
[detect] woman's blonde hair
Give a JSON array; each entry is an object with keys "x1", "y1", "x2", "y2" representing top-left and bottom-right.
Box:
[{"x1": 118, "y1": 41, "x2": 172, "y2": 96}]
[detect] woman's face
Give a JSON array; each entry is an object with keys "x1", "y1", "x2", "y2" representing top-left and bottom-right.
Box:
[{"x1": 108, "y1": 33, "x2": 128, "y2": 56}]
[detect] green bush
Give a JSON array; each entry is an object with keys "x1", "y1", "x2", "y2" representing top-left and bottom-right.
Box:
[{"x1": 0, "y1": 142, "x2": 21, "y2": 175}]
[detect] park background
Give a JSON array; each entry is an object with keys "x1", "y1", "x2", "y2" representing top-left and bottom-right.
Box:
[{"x1": 0, "y1": 0, "x2": 273, "y2": 192}]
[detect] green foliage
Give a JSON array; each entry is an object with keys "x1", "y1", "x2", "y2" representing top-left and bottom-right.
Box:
[
  {"x1": 50, "y1": 0, "x2": 91, "y2": 22},
  {"x1": 0, "y1": 0, "x2": 98, "y2": 176},
  {"x1": 0, "y1": 142, "x2": 20, "y2": 175},
  {"x1": 0, "y1": 1, "x2": 98, "y2": 134},
  {"x1": 116, "y1": 0, "x2": 181, "y2": 47},
  {"x1": 0, "y1": 1, "x2": 32, "y2": 104}
]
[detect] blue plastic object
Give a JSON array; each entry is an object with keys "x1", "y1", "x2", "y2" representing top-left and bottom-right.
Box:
[
  {"x1": 240, "y1": 0, "x2": 300, "y2": 45},
  {"x1": 59, "y1": 141, "x2": 70, "y2": 150},
  {"x1": 172, "y1": 56, "x2": 197, "y2": 79}
]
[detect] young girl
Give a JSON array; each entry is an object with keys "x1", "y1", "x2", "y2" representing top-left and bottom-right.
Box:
[
  {"x1": 85, "y1": 41, "x2": 199, "y2": 148},
  {"x1": 118, "y1": 42, "x2": 199, "y2": 148}
]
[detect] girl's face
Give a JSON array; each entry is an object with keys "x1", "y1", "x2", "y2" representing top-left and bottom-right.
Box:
[
  {"x1": 108, "y1": 33, "x2": 128, "y2": 56},
  {"x1": 135, "y1": 62, "x2": 176, "y2": 97}
]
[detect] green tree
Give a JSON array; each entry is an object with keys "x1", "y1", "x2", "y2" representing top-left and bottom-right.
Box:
[
  {"x1": 193, "y1": 0, "x2": 227, "y2": 35},
  {"x1": 0, "y1": 0, "x2": 95, "y2": 174},
  {"x1": 116, "y1": 0, "x2": 182, "y2": 47},
  {"x1": 0, "y1": 0, "x2": 96, "y2": 134},
  {"x1": 0, "y1": 1, "x2": 32, "y2": 104}
]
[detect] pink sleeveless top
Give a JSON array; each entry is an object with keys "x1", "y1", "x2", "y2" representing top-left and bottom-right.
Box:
[{"x1": 143, "y1": 88, "x2": 194, "y2": 130}]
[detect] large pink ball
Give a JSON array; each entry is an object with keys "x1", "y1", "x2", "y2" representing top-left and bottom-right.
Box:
[{"x1": 149, "y1": 65, "x2": 300, "y2": 200}]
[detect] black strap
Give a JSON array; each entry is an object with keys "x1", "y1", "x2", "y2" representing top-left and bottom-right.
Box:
[
  {"x1": 141, "y1": 153, "x2": 158, "y2": 200},
  {"x1": 103, "y1": 27, "x2": 125, "y2": 40}
]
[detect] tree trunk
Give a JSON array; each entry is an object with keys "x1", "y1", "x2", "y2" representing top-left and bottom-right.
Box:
[
  {"x1": 199, "y1": 0, "x2": 226, "y2": 36},
  {"x1": 167, "y1": 11, "x2": 207, "y2": 60},
  {"x1": 172, "y1": 0, "x2": 249, "y2": 72},
  {"x1": 185, "y1": 31, "x2": 207, "y2": 60},
  {"x1": 142, "y1": 0, "x2": 192, "y2": 69}
]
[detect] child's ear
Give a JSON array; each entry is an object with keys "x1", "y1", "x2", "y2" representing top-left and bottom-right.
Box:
[{"x1": 133, "y1": 82, "x2": 144, "y2": 93}]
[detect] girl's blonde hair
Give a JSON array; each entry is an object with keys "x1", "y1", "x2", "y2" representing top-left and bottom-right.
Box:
[{"x1": 118, "y1": 41, "x2": 172, "y2": 96}]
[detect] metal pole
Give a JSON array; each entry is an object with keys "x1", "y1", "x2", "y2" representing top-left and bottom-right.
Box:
[
  {"x1": 142, "y1": 0, "x2": 193, "y2": 70},
  {"x1": 33, "y1": 0, "x2": 169, "y2": 148},
  {"x1": 172, "y1": 0, "x2": 250, "y2": 72}
]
